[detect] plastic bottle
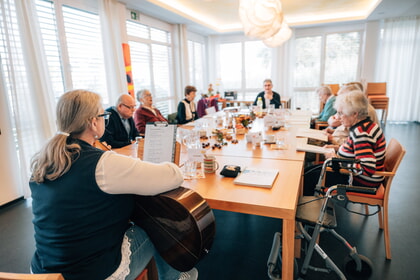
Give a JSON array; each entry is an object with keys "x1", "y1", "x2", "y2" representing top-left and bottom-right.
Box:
[{"x1": 256, "y1": 97, "x2": 263, "y2": 117}]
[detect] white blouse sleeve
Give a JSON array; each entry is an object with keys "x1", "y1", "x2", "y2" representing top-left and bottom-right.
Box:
[{"x1": 95, "y1": 151, "x2": 184, "y2": 196}]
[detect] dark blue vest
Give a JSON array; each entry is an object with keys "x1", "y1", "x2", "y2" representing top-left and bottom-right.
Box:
[{"x1": 30, "y1": 139, "x2": 134, "y2": 280}]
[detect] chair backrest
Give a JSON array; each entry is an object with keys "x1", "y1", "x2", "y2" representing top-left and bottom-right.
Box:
[
  {"x1": 382, "y1": 138, "x2": 406, "y2": 188},
  {"x1": 94, "y1": 140, "x2": 110, "y2": 151},
  {"x1": 366, "y1": 82, "x2": 387, "y2": 97},
  {"x1": 167, "y1": 112, "x2": 178, "y2": 124},
  {"x1": 0, "y1": 272, "x2": 64, "y2": 280},
  {"x1": 322, "y1": 84, "x2": 340, "y2": 95}
]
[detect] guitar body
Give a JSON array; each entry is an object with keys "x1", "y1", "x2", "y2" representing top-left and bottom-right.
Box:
[{"x1": 131, "y1": 186, "x2": 216, "y2": 271}]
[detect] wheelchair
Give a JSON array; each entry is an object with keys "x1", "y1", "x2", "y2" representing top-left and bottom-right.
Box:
[{"x1": 268, "y1": 158, "x2": 375, "y2": 280}]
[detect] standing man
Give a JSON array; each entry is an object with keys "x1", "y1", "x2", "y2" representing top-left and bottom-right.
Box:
[
  {"x1": 253, "y1": 79, "x2": 281, "y2": 109},
  {"x1": 100, "y1": 94, "x2": 139, "y2": 148}
]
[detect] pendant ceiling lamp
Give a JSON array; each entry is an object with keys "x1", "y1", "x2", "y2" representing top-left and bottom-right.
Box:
[
  {"x1": 239, "y1": 0, "x2": 292, "y2": 47},
  {"x1": 263, "y1": 21, "x2": 292, "y2": 47}
]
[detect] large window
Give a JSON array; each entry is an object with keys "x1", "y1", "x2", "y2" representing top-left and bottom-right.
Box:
[
  {"x1": 62, "y1": 5, "x2": 107, "y2": 99},
  {"x1": 324, "y1": 32, "x2": 361, "y2": 84},
  {"x1": 293, "y1": 31, "x2": 362, "y2": 112},
  {"x1": 127, "y1": 20, "x2": 174, "y2": 116},
  {"x1": 35, "y1": 0, "x2": 108, "y2": 103},
  {"x1": 218, "y1": 40, "x2": 271, "y2": 100},
  {"x1": 294, "y1": 36, "x2": 322, "y2": 88},
  {"x1": 188, "y1": 39, "x2": 205, "y2": 94},
  {"x1": 35, "y1": 0, "x2": 64, "y2": 97}
]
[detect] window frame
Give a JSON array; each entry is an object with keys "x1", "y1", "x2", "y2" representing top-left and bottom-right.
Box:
[
  {"x1": 292, "y1": 26, "x2": 364, "y2": 112},
  {"x1": 215, "y1": 34, "x2": 274, "y2": 101},
  {"x1": 125, "y1": 13, "x2": 175, "y2": 116}
]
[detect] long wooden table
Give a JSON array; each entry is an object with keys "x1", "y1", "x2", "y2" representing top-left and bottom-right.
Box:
[
  {"x1": 181, "y1": 156, "x2": 303, "y2": 280},
  {"x1": 202, "y1": 124, "x2": 306, "y2": 161},
  {"x1": 113, "y1": 113, "x2": 309, "y2": 280}
]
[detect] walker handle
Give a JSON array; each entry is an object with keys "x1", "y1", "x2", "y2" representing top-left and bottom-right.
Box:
[{"x1": 338, "y1": 184, "x2": 377, "y2": 194}]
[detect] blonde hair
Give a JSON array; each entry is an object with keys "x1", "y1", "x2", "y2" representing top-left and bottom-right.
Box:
[{"x1": 31, "y1": 90, "x2": 102, "y2": 183}]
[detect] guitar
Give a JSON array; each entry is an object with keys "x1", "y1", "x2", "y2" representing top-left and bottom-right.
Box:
[{"x1": 131, "y1": 186, "x2": 216, "y2": 271}]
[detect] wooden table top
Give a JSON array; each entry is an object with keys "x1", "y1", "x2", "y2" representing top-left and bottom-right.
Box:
[
  {"x1": 202, "y1": 128, "x2": 306, "y2": 161},
  {"x1": 181, "y1": 155, "x2": 303, "y2": 220}
]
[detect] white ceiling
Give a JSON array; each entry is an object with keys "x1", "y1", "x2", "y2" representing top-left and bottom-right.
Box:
[{"x1": 122, "y1": 0, "x2": 420, "y2": 35}]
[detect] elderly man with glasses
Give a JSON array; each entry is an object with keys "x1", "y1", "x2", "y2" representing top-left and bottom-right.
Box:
[{"x1": 100, "y1": 94, "x2": 139, "y2": 148}]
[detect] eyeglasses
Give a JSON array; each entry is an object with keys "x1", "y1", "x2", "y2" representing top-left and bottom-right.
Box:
[
  {"x1": 97, "y1": 112, "x2": 111, "y2": 126},
  {"x1": 122, "y1": 104, "x2": 136, "y2": 110}
]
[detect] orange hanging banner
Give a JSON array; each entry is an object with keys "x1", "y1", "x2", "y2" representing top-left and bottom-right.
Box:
[{"x1": 122, "y1": 43, "x2": 134, "y2": 97}]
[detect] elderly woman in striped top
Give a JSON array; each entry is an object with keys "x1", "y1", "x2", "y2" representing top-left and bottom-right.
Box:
[{"x1": 304, "y1": 90, "x2": 386, "y2": 195}]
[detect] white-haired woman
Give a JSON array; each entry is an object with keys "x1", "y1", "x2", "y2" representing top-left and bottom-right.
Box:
[
  {"x1": 304, "y1": 90, "x2": 386, "y2": 195},
  {"x1": 30, "y1": 90, "x2": 197, "y2": 280},
  {"x1": 134, "y1": 89, "x2": 168, "y2": 134}
]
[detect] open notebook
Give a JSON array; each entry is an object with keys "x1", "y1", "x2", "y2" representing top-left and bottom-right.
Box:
[{"x1": 234, "y1": 167, "x2": 279, "y2": 188}]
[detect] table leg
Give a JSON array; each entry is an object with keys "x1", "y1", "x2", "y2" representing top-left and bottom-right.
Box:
[{"x1": 282, "y1": 218, "x2": 296, "y2": 280}]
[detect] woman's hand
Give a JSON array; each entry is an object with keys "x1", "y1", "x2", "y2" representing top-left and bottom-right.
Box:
[
  {"x1": 323, "y1": 144, "x2": 338, "y2": 159},
  {"x1": 328, "y1": 114, "x2": 341, "y2": 127}
]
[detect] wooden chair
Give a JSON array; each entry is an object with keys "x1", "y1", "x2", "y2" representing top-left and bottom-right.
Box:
[
  {"x1": 0, "y1": 272, "x2": 64, "y2": 280},
  {"x1": 167, "y1": 112, "x2": 178, "y2": 124},
  {"x1": 314, "y1": 121, "x2": 328, "y2": 130},
  {"x1": 323, "y1": 83, "x2": 340, "y2": 95},
  {"x1": 0, "y1": 258, "x2": 158, "y2": 280},
  {"x1": 345, "y1": 138, "x2": 405, "y2": 259},
  {"x1": 366, "y1": 82, "x2": 389, "y2": 126}
]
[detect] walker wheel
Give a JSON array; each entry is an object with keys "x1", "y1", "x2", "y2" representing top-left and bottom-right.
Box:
[{"x1": 343, "y1": 254, "x2": 373, "y2": 280}]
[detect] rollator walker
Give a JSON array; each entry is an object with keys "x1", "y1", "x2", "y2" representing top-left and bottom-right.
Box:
[{"x1": 268, "y1": 158, "x2": 375, "y2": 280}]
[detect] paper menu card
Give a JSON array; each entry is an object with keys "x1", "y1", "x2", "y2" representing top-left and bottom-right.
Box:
[
  {"x1": 296, "y1": 128, "x2": 328, "y2": 142},
  {"x1": 143, "y1": 123, "x2": 177, "y2": 163},
  {"x1": 234, "y1": 167, "x2": 279, "y2": 188},
  {"x1": 296, "y1": 143, "x2": 335, "y2": 154}
]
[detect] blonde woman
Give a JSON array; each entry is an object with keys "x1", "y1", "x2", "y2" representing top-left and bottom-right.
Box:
[{"x1": 30, "y1": 90, "x2": 197, "y2": 280}]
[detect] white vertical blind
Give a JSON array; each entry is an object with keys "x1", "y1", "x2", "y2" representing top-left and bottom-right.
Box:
[
  {"x1": 35, "y1": 0, "x2": 64, "y2": 99},
  {"x1": 188, "y1": 40, "x2": 205, "y2": 93},
  {"x1": 127, "y1": 20, "x2": 174, "y2": 116},
  {"x1": 62, "y1": 5, "x2": 107, "y2": 99}
]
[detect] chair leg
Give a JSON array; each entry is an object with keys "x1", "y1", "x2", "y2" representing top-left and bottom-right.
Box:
[
  {"x1": 377, "y1": 207, "x2": 384, "y2": 229},
  {"x1": 383, "y1": 205, "x2": 391, "y2": 259},
  {"x1": 364, "y1": 204, "x2": 370, "y2": 215}
]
